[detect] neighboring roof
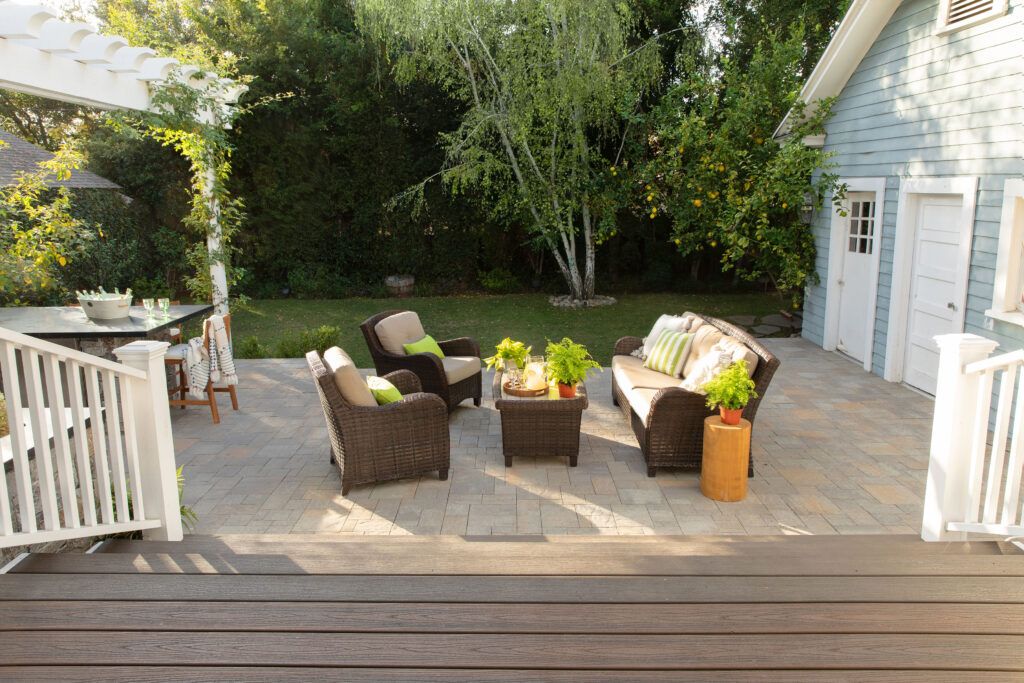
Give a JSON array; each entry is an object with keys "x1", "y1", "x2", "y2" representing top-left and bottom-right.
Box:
[
  {"x1": 0, "y1": 128, "x2": 119, "y2": 189},
  {"x1": 774, "y1": 0, "x2": 903, "y2": 139}
]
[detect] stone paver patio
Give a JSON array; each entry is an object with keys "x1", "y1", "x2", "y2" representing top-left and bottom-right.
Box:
[{"x1": 172, "y1": 338, "x2": 933, "y2": 536}]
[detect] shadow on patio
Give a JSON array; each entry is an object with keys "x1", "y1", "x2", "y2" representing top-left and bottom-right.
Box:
[{"x1": 171, "y1": 338, "x2": 933, "y2": 536}]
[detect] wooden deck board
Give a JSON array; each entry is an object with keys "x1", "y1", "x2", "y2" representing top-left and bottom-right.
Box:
[
  {"x1": 2, "y1": 534, "x2": 1022, "y2": 678},
  {"x1": 15, "y1": 550, "x2": 1024, "y2": 576},
  {"x1": 3, "y1": 632, "x2": 1022, "y2": 670},
  {"x1": 2, "y1": 601, "x2": 1020, "y2": 634},
  {"x1": 2, "y1": 573, "x2": 1021, "y2": 603}
]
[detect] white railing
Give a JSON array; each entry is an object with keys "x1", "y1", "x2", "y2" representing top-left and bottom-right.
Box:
[
  {"x1": 923, "y1": 333, "x2": 1024, "y2": 542},
  {"x1": 0, "y1": 326, "x2": 181, "y2": 549}
]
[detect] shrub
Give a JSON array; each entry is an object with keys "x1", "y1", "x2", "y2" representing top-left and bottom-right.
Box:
[
  {"x1": 479, "y1": 267, "x2": 520, "y2": 294},
  {"x1": 234, "y1": 335, "x2": 270, "y2": 359},
  {"x1": 276, "y1": 325, "x2": 342, "y2": 358}
]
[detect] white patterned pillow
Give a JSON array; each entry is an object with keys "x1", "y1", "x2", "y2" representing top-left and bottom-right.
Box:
[
  {"x1": 643, "y1": 330, "x2": 694, "y2": 377},
  {"x1": 680, "y1": 340, "x2": 736, "y2": 394},
  {"x1": 640, "y1": 314, "x2": 699, "y2": 359}
]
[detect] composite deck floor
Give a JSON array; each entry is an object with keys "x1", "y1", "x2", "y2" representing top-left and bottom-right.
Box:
[{"x1": 0, "y1": 534, "x2": 1022, "y2": 681}]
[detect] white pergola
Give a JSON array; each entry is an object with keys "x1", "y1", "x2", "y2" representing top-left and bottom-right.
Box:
[{"x1": 0, "y1": 0, "x2": 246, "y2": 314}]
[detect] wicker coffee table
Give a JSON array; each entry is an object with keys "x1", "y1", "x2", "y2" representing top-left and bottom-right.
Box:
[{"x1": 492, "y1": 370, "x2": 588, "y2": 467}]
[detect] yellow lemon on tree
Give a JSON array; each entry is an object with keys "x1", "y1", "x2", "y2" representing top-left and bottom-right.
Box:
[{"x1": 693, "y1": 199, "x2": 702, "y2": 208}]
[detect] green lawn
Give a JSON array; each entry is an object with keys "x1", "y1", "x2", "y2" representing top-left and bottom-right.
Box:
[{"x1": 231, "y1": 292, "x2": 786, "y2": 366}]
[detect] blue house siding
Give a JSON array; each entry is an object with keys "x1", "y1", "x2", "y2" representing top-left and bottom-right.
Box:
[{"x1": 803, "y1": 0, "x2": 1024, "y2": 381}]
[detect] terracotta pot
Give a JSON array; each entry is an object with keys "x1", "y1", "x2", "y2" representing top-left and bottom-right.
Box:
[
  {"x1": 719, "y1": 406, "x2": 743, "y2": 425},
  {"x1": 557, "y1": 382, "x2": 577, "y2": 399}
]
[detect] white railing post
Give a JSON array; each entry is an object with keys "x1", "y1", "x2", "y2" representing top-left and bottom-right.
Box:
[
  {"x1": 113, "y1": 340, "x2": 183, "y2": 541},
  {"x1": 922, "y1": 333, "x2": 1000, "y2": 541}
]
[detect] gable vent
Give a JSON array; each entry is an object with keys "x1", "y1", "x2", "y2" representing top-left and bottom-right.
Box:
[{"x1": 946, "y1": 0, "x2": 997, "y2": 25}]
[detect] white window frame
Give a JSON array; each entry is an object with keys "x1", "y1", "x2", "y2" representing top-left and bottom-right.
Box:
[
  {"x1": 884, "y1": 176, "x2": 979, "y2": 384},
  {"x1": 986, "y1": 179, "x2": 1024, "y2": 327},
  {"x1": 936, "y1": 0, "x2": 1008, "y2": 35},
  {"x1": 823, "y1": 177, "x2": 887, "y2": 372}
]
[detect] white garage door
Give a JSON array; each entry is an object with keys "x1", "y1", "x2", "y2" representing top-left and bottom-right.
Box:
[{"x1": 903, "y1": 194, "x2": 969, "y2": 394}]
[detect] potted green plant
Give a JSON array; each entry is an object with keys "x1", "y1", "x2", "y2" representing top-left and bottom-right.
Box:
[
  {"x1": 702, "y1": 359, "x2": 757, "y2": 425},
  {"x1": 484, "y1": 337, "x2": 532, "y2": 372},
  {"x1": 545, "y1": 337, "x2": 601, "y2": 398}
]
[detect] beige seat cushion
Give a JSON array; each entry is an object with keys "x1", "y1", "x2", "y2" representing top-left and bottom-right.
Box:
[
  {"x1": 626, "y1": 387, "x2": 661, "y2": 426},
  {"x1": 682, "y1": 326, "x2": 725, "y2": 378},
  {"x1": 322, "y1": 347, "x2": 376, "y2": 407},
  {"x1": 374, "y1": 311, "x2": 427, "y2": 356},
  {"x1": 442, "y1": 355, "x2": 481, "y2": 384},
  {"x1": 612, "y1": 355, "x2": 683, "y2": 393}
]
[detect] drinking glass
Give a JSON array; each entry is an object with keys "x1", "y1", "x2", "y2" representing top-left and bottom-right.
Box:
[
  {"x1": 143, "y1": 298, "x2": 155, "y2": 318},
  {"x1": 158, "y1": 297, "x2": 171, "y2": 318}
]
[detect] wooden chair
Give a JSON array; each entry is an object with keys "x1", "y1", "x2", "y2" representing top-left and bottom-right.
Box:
[{"x1": 166, "y1": 314, "x2": 239, "y2": 424}]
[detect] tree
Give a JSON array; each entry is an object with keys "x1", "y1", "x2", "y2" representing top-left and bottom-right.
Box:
[
  {"x1": 638, "y1": 24, "x2": 840, "y2": 305},
  {"x1": 356, "y1": 0, "x2": 662, "y2": 302}
]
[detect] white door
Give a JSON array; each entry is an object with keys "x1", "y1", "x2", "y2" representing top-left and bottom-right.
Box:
[
  {"x1": 836, "y1": 193, "x2": 878, "y2": 363},
  {"x1": 903, "y1": 194, "x2": 969, "y2": 394}
]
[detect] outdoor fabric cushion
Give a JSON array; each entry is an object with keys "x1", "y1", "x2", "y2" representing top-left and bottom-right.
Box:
[
  {"x1": 717, "y1": 335, "x2": 760, "y2": 377},
  {"x1": 404, "y1": 334, "x2": 445, "y2": 359},
  {"x1": 680, "y1": 339, "x2": 745, "y2": 394},
  {"x1": 643, "y1": 330, "x2": 693, "y2": 377},
  {"x1": 640, "y1": 315, "x2": 689, "y2": 359},
  {"x1": 682, "y1": 326, "x2": 725, "y2": 378},
  {"x1": 442, "y1": 355, "x2": 481, "y2": 384},
  {"x1": 611, "y1": 355, "x2": 685, "y2": 393},
  {"x1": 322, "y1": 347, "x2": 376, "y2": 407},
  {"x1": 375, "y1": 311, "x2": 427, "y2": 356},
  {"x1": 626, "y1": 387, "x2": 661, "y2": 426},
  {"x1": 165, "y1": 343, "x2": 188, "y2": 360},
  {"x1": 367, "y1": 376, "x2": 402, "y2": 405}
]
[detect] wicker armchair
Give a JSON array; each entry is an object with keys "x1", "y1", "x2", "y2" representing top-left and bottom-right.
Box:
[
  {"x1": 306, "y1": 351, "x2": 450, "y2": 495},
  {"x1": 360, "y1": 310, "x2": 482, "y2": 412},
  {"x1": 612, "y1": 315, "x2": 780, "y2": 477}
]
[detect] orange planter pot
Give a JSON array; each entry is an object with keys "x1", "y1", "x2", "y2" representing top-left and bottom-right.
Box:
[
  {"x1": 719, "y1": 407, "x2": 743, "y2": 425},
  {"x1": 557, "y1": 383, "x2": 577, "y2": 399}
]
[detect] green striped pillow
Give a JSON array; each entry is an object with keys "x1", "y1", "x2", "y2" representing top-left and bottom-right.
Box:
[{"x1": 643, "y1": 330, "x2": 693, "y2": 377}]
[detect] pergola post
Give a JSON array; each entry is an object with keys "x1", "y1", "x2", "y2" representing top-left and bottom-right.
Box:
[{"x1": 204, "y1": 163, "x2": 229, "y2": 315}]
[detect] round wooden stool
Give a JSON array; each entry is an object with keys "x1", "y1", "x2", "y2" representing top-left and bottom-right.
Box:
[{"x1": 700, "y1": 416, "x2": 751, "y2": 502}]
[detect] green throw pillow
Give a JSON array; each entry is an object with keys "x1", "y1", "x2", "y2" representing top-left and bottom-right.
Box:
[
  {"x1": 367, "y1": 376, "x2": 402, "y2": 405},
  {"x1": 403, "y1": 334, "x2": 445, "y2": 359},
  {"x1": 643, "y1": 329, "x2": 693, "y2": 377}
]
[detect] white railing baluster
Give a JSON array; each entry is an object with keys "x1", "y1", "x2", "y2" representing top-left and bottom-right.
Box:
[
  {"x1": 22, "y1": 349, "x2": 59, "y2": 530},
  {"x1": 65, "y1": 360, "x2": 97, "y2": 527},
  {"x1": 43, "y1": 354, "x2": 79, "y2": 528},
  {"x1": 119, "y1": 376, "x2": 145, "y2": 521},
  {"x1": 85, "y1": 366, "x2": 114, "y2": 525},
  {"x1": 102, "y1": 369, "x2": 129, "y2": 523},
  {"x1": 0, "y1": 341, "x2": 35, "y2": 533},
  {"x1": 1002, "y1": 389, "x2": 1024, "y2": 528},
  {"x1": 0, "y1": 326, "x2": 172, "y2": 549},
  {"x1": 965, "y1": 369, "x2": 994, "y2": 524}
]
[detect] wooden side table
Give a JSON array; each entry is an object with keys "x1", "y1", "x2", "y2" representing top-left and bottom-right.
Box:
[{"x1": 700, "y1": 416, "x2": 751, "y2": 502}]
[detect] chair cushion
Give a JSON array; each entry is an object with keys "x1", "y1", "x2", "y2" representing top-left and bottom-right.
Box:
[
  {"x1": 367, "y1": 376, "x2": 402, "y2": 405},
  {"x1": 322, "y1": 347, "x2": 376, "y2": 407},
  {"x1": 612, "y1": 355, "x2": 684, "y2": 394},
  {"x1": 374, "y1": 311, "x2": 427, "y2": 356},
  {"x1": 626, "y1": 387, "x2": 661, "y2": 426},
  {"x1": 404, "y1": 334, "x2": 445, "y2": 359},
  {"x1": 643, "y1": 330, "x2": 693, "y2": 377},
  {"x1": 682, "y1": 325, "x2": 725, "y2": 378},
  {"x1": 165, "y1": 343, "x2": 189, "y2": 360},
  {"x1": 442, "y1": 355, "x2": 481, "y2": 385}
]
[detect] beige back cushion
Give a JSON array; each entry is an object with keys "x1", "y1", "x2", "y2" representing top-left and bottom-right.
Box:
[
  {"x1": 375, "y1": 311, "x2": 427, "y2": 356},
  {"x1": 323, "y1": 346, "x2": 376, "y2": 407},
  {"x1": 682, "y1": 326, "x2": 724, "y2": 378},
  {"x1": 718, "y1": 335, "x2": 759, "y2": 377}
]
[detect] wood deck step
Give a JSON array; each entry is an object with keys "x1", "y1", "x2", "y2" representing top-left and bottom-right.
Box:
[{"x1": 2, "y1": 534, "x2": 1022, "y2": 679}]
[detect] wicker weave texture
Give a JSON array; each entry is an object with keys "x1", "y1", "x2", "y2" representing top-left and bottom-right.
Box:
[
  {"x1": 360, "y1": 310, "x2": 483, "y2": 412},
  {"x1": 306, "y1": 351, "x2": 450, "y2": 495},
  {"x1": 611, "y1": 316, "x2": 780, "y2": 477},
  {"x1": 492, "y1": 371, "x2": 588, "y2": 467}
]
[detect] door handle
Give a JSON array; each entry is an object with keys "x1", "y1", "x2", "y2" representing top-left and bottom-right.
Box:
[
  {"x1": 837, "y1": 279, "x2": 845, "y2": 286},
  {"x1": 947, "y1": 302, "x2": 957, "y2": 311}
]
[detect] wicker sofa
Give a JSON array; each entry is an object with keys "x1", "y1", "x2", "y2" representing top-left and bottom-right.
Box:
[
  {"x1": 612, "y1": 315, "x2": 780, "y2": 477},
  {"x1": 306, "y1": 350, "x2": 450, "y2": 495},
  {"x1": 360, "y1": 310, "x2": 482, "y2": 412}
]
